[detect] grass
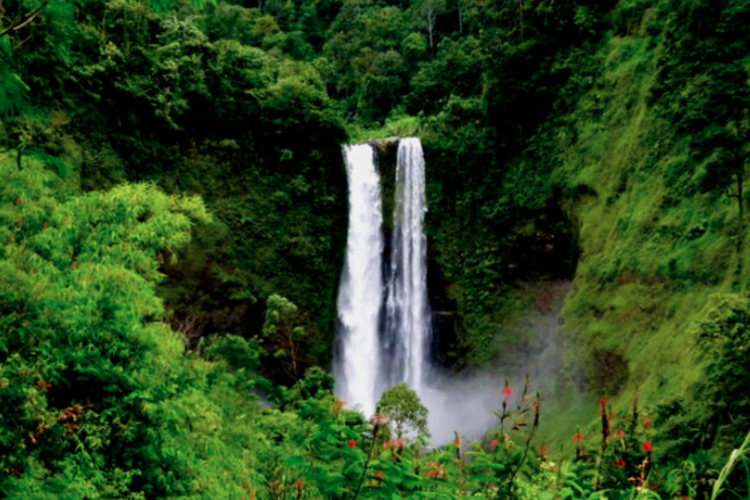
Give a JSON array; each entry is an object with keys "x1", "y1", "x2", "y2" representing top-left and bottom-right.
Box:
[
  {"x1": 346, "y1": 113, "x2": 424, "y2": 143},
  {"x1": 519, "y1": 4, "x2": 750, "y2": 461}
]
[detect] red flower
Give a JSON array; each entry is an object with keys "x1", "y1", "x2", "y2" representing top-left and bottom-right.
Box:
[
  {"x1": 36, "y1": 381, "x2": 52, "y2": 391},
  {"x1": 490, "y1": 439, "x2": 499, "y2": 447},
  {"x1": 371, "y1": 414, "x2": 388, "y2": 425},
  {"x1": 599, "y1": 398, "x2": 607, "y2": 409},
  {"x1": 347, "y1": 440, "x2": 357, "y2": 448},
  {"x1": 643, "y1": 441, "x2": 653, "y2": 452},
  {"x1": 614, "y1": 429, "x2": 626, "y2": 439},
  {"x1": 383, "y1": 439, "x2": 403, "y2": 449},
  {"x1": 453, "y1": 438, "x2": 462, "y2": 446},
  {"x1": 573, "y1": 433, "x2": 584, "y2": 443},
  {"x1": 614, "y1": 458, "x2": 626, "y2": 467},
  {"x1": 502, "y1": 387, "x2": 513, "y2": 397},
  {"x1": 424, "y1": 462, "x2": 448, "y2": 480}
]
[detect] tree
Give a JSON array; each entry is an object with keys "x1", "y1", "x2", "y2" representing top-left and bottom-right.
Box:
[
  {"x1": 376, "y1": 383, "x2": 430, "y2": 442},
  {"x1": 413, "y1": 0, "x2": 446, "y2": 50},
  {"x1": 702, "y1": 120, "x2": 750, "y2": 288},
  {"x1": 0, "y1": 157, "x2": 215, "y2": 496},
  {"x1": 261, "y1": 294, "x2": 313, "y2": 383}
]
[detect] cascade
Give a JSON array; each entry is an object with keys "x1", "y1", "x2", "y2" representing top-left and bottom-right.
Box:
[
  {"x1": 384, "y1": 138, "x2": 431, "y2": 394},
  {"x1": 335, "y1": 138, "x2": 431, "y2": 417},
  {"x1": 334, "y1": 144, "x2": 383, "y2": 417}
]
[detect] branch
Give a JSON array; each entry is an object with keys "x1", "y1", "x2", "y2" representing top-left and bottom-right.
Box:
[
  {"x1": 0, "y1": 5, "x2": 46, "y2": 39},
  {"x1": 502, "y1": 394, "x2": 540, "y2": 498}
]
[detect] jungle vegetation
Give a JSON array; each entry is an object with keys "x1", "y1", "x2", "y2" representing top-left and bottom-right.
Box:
[{"x1": 2, "y1": 0, "x2": 750, "y2": 498}]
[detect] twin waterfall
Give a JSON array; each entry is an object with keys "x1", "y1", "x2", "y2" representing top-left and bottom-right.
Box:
[
  {"x1": 335, "y1": 143, "x2": 384, "y2": 417},
  {"x1": 335, "y1": 138, "x2": 431, "y2": 417}
]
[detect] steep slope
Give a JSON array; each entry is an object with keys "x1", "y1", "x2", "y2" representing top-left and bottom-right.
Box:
[{"x1": 526, "y1": 0, "x2": 750, "y2": 456}]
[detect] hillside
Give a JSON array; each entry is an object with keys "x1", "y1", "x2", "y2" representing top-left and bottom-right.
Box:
[{"x1": 2, "y1": 0, "x2": 750, "y2": 498}]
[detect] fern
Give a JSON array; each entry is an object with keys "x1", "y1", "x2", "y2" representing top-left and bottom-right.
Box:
[{"x1": 0, "y1": 40, "x2": 29, "y2": 119}]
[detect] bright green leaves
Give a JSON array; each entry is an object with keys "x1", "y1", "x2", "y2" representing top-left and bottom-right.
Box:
[
  {"x1": 44, "y1": 183, "x2": 208, "y2": 279},
  {"x1": 204, "y1": 334, "x2": 263, "y2": 373},
  {"x1": 262, "y1": 293, "x2": 299, "y2": 338},
  {"x1": 377, "y1": 383, "x2": 430, "y2": 443},
  {"x1": 1, "y1": 156, "x2": 210, "y2": 280},
  {"x1": 0, "y1": 154, "x2": 219, "y2": 496}
]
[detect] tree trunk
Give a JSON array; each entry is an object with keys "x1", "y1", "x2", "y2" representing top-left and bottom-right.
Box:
[
  {"x1": 458, "y1": 0, "x2": 463, "y2": 34},
  {"x1": 428, "y1": 11, "x2": 436, "y2": 49},
  {"x1": 736, "y1": 167, "x2": 744, "y2": 289}
]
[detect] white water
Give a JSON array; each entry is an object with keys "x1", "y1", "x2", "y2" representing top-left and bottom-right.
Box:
[
  {"x1": 335, "y1": 138, "x2": 431, "y2": 417},
  {"x1": 334, "y1": 139, "x2": 561, "y2": 444},
  {"x1": 335, "y1": 144, "x2": 383, "y2": 417},
  {"x1": 384, "y1": 138, "x2": 431, "y2": 394}
]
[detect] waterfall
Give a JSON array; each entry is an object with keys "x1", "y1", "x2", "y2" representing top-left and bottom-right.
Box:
[
  {"x1": 335, "y1": 138, "x2": 431, "y2": 417},
  {"x1": 384, "y1": 138, "x2": 431, "y2": 394},
  {"x1": 335, "y1": 144, "x2": 383, "y2": 417}
]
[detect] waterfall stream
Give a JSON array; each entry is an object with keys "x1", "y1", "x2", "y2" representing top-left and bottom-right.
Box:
[
  {"x1": 334, "y1": 144, "x2": 383, "y2": 417},
  {"x1": 335, "y1": 138, "x2": 431, "y2": 417},
  {"x1": 384, "y1": 138, "x2": 431, "y2": 394}
]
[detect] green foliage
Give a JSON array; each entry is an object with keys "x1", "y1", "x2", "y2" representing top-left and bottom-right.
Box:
[
  {"x1": 0, "y1": 156, "x2": 254, "y2": 497},
  {"x1": 0, "y1": 42, "x2": 29, "y2": 119},
  {"x1": 0, "y1": 152, "x2": 748, "y2": 500},
  {"x1": 711, "y1": 430, "x2": 750, "y2": 500},
  {"x1": 376, "y1": 383, "x2": 430, "y2": 442},
  {"x1": 2, "y1": 0, "x2": 349, "y2": 372},
  {"x1": 204, "y1": 334, "x2": 263, "y2": 372},
  {"x1": 693, "y1": 295, "x2": 750, "y2": 448},
  {"x1": 3, "y1": 0, "x2": 750, "y2": 496},
  {"x1": 258, "y1": 294, "x2": 315, "y2": 384}
]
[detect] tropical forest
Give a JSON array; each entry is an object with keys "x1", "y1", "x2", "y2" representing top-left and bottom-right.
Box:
[{"x1": 2, "y1": 0, "x2": 750, "y2": 498}]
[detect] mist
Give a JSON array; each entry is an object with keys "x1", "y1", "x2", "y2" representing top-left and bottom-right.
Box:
[{"x1": 420, "y1": 282, "x2": 570, "y2": 446}]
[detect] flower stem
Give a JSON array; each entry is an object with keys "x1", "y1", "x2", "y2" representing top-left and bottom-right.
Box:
[{"x1": 352, "y1": 423, "x2": 381, "y2": 500}]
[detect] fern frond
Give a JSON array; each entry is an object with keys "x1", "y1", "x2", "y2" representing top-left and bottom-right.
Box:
[{"x1": 0, "y1": 41, "x2": 30, "y2": 119}]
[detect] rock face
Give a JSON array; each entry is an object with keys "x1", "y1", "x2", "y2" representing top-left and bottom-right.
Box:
[{"x1": 370, "y1": 138, "x2": 399, "y2": 233}]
